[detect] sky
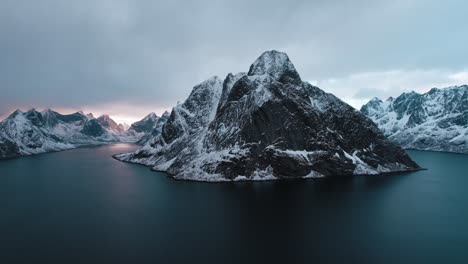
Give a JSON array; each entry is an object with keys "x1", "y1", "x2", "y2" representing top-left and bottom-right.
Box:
[{"x1": 1, "y1": 0, "x2": 467, "y2": 124}]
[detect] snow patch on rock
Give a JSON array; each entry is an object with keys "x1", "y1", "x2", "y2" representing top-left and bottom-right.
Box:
[{"x1": 361, "y1": 85, "x2": 468, "y2": 154}]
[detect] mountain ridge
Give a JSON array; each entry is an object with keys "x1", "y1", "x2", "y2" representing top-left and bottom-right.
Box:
[
  {"x1": 0, "y1": 109, "x2": 167, "y2": 159},
  {"x1": 361, "y1": 85, "x2": 468, "y2": 154},
  {"x1": 115, "y1": 50, "x2": 419, "y2": 181}
]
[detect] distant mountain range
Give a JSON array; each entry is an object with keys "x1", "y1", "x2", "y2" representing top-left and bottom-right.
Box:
[
  {"x1": 0, "y1": 109, "x2": 166, "y2": 159},
  {"x1": 361, "y1": 85, "x2": 468, "y2": 154},
  {"x1": 9, "y1": 52, "x2": 465, "y2": 181},
  {"x1": 115, "y1": 50, "x2": 419, "y2": 181}
]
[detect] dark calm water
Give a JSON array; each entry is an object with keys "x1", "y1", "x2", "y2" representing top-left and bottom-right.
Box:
[{"x1": 0, "y1": 144, "x2": 467, "y2": 263}]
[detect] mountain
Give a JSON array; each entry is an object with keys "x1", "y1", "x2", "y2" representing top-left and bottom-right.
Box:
[
  {"x1": 115, "y1": 50, "x2": 419, "y2": 181},
  {"x1": 0, "y1": 109, "x2": 141, "y2": 159},
  {"x1": 97, "y1": 115, "x2": 126, "y2": 133},
  {"x1": 123, "y1": 112, "x2": 170, "y2": 145},
  {"x1": 361, "y1": 85, "x2": 468, "y2": 154},
  {"x1": 0, "y1": 109, "x2": 74, "y2": 159},
  {"x1": 134, "y1": 111, "x2": 170, "y2": 145},
  {"x1": 129, "y1": 113, "x2": 159, "y2": 133}
]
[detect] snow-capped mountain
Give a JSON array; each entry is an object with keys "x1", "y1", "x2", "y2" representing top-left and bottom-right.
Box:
[
  {"x1": 97, "y1": 114, "x2": 126, "y2": 133},
  {"x1": 115, "y1": 50, "x2": 419, "y2": 181},
  {"x1": 129, "y1": 113, "x2": 159, "y2": 134},
  {"x1": 0, "y1": 109, "x2": 75, "y2": 159},
  {"x1": 0, "y1": 109, "x2": 143, "y2": 159},
  {"x1": 133, "y1": 111, "x2": 170, "y2": 145},
  {"x1": 361, "y1": 85, "x2": 468, "y2": 154}
]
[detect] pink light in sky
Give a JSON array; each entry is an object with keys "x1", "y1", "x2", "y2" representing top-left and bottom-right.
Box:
[{"x1": 0, "y1": 102, "x2": 172, "y2": 125}]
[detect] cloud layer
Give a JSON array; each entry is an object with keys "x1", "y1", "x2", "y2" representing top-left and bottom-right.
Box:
[
  {"x1": 316, "y1": 68, "x2": 468, "y2": 108},
  {"x1": 1, "y1": 0, "x2": 467, "y2": 121}
]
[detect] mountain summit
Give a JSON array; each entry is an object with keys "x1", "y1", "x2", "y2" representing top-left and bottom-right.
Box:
[
  {"x1": 97, "y1": 115, "x2": 126, "y2": 133},
  {"x1": 115, "y1": 50, "x2": 419, "y2": 181},
  {"x1": 248, "y1": 50, "x2": 301, "y2": 84}
]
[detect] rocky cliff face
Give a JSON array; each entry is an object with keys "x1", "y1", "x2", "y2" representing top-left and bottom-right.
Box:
[
  {"x1": 97, "y1": 115, "x2": 126, "y2": 133},
  {"x1": 134, "y1": 111, "x2": 170, "y2": 145},
  {"x1": 0, "y1": 109, "x2": 81, "y2": 158},
  {"x1": 129, "y1": 113, "x2": 159, "y2": 133},
  {"x1": 0, "y1": 109, "x2": 145, "y2": 159},
  {"x1": 116, "y1": 50, "x2": 419, "y2": 181},
  {"x1": 361, "y1": 85, "x2": 468, "y2": 154}
]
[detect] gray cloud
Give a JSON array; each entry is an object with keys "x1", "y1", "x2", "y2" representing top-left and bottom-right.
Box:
[
  {"x1": 1, "y1": 0, "x2": 468, "y2": 120},
  {"x1": 353, "y1": 88, "x2": 397, "y2": 100}
]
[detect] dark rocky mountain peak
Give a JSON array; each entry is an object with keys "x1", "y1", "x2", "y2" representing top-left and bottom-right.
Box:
[
  {"x1": 161, "y1": 111, "x2": 170, "y2": 118},
  {"x1": 134, "y1": 111, "x2": 171, "y2": 145},
  {"x1": 97, "y1": 115, "x2": 124, "y2": 133},
  {"x1": 97, "y1": 114, "x2": 112, "y2": 122},
  {"x1": 129, "y1": 113, "x2": 159, "y2": 134},
  {"x1": 145, "y1": 112, "x2": 158, "y2": 120},
  {"x1": 81, "y1": 119, "x2": 106, "y2": 137},
  {"x1": 24, "y1": 109, "x2": 44, "y2": 127},
  {"x1": 8, "y1": 109, "x2": 23, "y2": 119},
  {"x1": 248, "y1": 50, "x2": 301, "y2": 85},
  {"x1": 41, "y1": 109, "x2": 59, "y2": 127},
  {"x1": 116, "y1": 50, "x2": 419, "y2": 181}
]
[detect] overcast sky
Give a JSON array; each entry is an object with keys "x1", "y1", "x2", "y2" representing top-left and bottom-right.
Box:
[{"x1": 1, "y1": 0, "x2": 467, "y2": 123}]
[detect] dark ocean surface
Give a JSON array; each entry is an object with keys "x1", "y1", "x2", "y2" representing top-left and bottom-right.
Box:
[{"x1": 0, "y1": 144, "x2": 467, "y2": 263}]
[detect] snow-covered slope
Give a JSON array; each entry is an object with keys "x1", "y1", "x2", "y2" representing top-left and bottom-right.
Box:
[
  {"x1": 116, "y1": 50, "x2": 419, "y2": 181},
  {"x1": 97, "y1": 115, "x2": 126, "y2": 133},
  {"x1": 129, "y1": 113, "x2": 159, "y2": 133},
  {"x1": 134, "y1": 111, "x2": 170, "y2": 145},
  {"x1": 0, "y1": 109, "x2": 143, "y2": 159},
  {"x1": 361, "y1": 85, "x2": 468, "y2": 154},
  {"x1": 0, "y1": 110, "x2": 74, "y2": 158}
]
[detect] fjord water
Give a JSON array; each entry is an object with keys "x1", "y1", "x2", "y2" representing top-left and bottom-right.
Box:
[{"x1": 0, "y1": 144, "x2": 467, "y2": 263}]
